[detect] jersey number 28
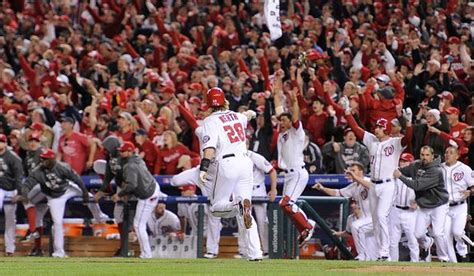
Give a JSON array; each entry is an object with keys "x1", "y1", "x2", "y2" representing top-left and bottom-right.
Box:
[{"x1": 224, "y1": 123, "x2": 245, "y2": 143}]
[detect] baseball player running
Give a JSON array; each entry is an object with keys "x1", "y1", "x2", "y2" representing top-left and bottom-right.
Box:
[
  {"x1": 112, "y1": 141, "x2": 161, "y2": 259},
  {"x1": 394, "y1": 146, "x2": 450, "y2": 262},
  {"x1": 342, "y1": 100, "x2": 413, "y2": 261},
  {"x1": 441, "y1": 146, "x2": 474, "y2": 262},
  {"x1": 0, "y1": 134, "x2": 23, "y2": 256},
  {"x1": 199, "y1": 87, "x2": 263, "y2": 261},
  {"x1": 389, "y1": 153, "x2": 419, "y2": 262},
  {"x1": 273, "y1": 82, "x2": 315, "y2": 247},
  {"x1": 94, "y1": 135, "x2": 127, "y2": 256},
  {"x1": 20, "y1": 148, "x2": 109, "y2": 258},
  {"x1": 313, "y1": 162, "x2": 376, "y2": 261}
]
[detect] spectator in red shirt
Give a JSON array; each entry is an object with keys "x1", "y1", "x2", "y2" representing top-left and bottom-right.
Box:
[
  {"x1": 135, "y1": 128, "x2": 158, "y2": 174},
  {"x1": 445, "y1": 107, "x2": 468, "y2": 139},
  {"x1": 116, "y1": 112, "x2": 136, "y2": 144},
  {"x1": 154, "y1": 130, "x2": 199, "y2": 175},
  {"x1": 304, "y1": 97, "x2": 334, "y2": 146},
  {"x1": 57, "y1": 117, "x2": 96, "y2": 175}
]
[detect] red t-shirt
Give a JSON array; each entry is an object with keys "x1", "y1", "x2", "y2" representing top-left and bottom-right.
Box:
[
  {"x1": 449, "y1": 122, "x2": 468, "y2": 139},
  {"x1": 305, "y1": 112, "x2": 329, "y2": 146},
  {"x1": 138, "y1": 140, "x2": 158, "y2": 173},
  {"x1": 58, "y1": 132, "x2": 89, "y2": 175},
  {"x1": 154, "y1": 144, "x2": 199, "y2": 175}
]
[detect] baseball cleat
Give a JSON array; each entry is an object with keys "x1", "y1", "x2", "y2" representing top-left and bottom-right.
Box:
[
  {"x1": 242, "y1": 199, "x2": 252, "y2": 229},
  {"x1": 233, "y1": 253, "x2": 244, "y2": 259},
  {"x1": 20, "y1": 231, "x2": 40, "y2": 243},
  {"x1": 420, "y1": 237, "x2": 434, "y2": 262},
  {"x1": 5, "y1": 252, "x2": 13, "y2": 257},
  {"x1": 113, "y1": 248, "x2": 123, "y2": 257},
  {"x1": 298, "y1": 219, "x2": 316, "y2": 247},
  {"x1": 248, "y1": 258, "x2": 263, "y2": 262},
  {"x1": 27, "y1": 248, "x2": 44, "y2": 257},
  {"x1": 376, "y1": 256, "x2": 389, "y2": 261},
  {"x1": 204, "y1": 253, "x2": 217, "y2": 259}
]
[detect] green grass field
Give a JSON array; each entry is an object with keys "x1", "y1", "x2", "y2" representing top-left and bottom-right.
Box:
[{"x1": 0, "y1": 258, "x2": 473, "y2": 275}]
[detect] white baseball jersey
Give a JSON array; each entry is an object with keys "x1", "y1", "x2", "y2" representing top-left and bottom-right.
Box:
[
  {"x1": 277, "y1": 121, "x2": 305, "y2": 169},
  {"x1": 177, "y1": 197, "x2": 200, "y2": 236},
  {"x1": 441, "y1": 161, "x2": 474, "y2": 203},
  {"x1": 201, "y1": 111, "x2": 248, "y2": 158},
  {"x1": 338, "y1": 177, "x2": 371, "y2": 218},
  {"x1": 393, "y1": 179, "x2": 416, "y2": 207},
  {"x1": 147, "y1": 209, "x2": 181, "y2": 236},
  {"x1": 363, "y1": 132, "x2": 404, "y2": 180},
  {"x1": 248, "y1": 151, "x2": 273, "y2": 188}
]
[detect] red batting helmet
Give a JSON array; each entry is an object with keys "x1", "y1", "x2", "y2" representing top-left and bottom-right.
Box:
[
  {"x1": 400, "y1": 153, "x2": 414, "y2": 162},
  {"x1": 40, "y1": 148, "x2": 56, "y2": 159},
  {"x1": 206, "y1": 87, "x2": 225, "y2": 107},
  {"x1": 375, "y1": 118, "x2": 390, "y2": 134}
]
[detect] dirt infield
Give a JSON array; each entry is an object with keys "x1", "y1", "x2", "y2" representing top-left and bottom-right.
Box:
[{"x1": 334, "y1": 265, "x2": 474, "y2": 274}]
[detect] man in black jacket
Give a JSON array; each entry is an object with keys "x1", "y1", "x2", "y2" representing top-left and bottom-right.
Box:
[
  {"x1": 21, "y1": 148, "x2": 109, "y2": 258},
  {"x1": 394, "y1": 146, "x2": 450, "y2": 262},
  {"x1": 113, "y1": 141, "x2": 161, "y2": 259},
  {"x1": 0, "y1": 134, "x2": 23, "y2": 256}
]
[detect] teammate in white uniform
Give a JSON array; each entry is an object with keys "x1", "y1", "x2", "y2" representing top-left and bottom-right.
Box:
[
  {"x1": 343, "y1": 104, "x2": 413, "y2": 261},
  {"x1": 177, "y1": 184, "x2": 201, "y2": 236},
  {"x1": 235, "y1": 151, "x2": 277, "y2": 257},
  {"x1": 441, "y1": 147, "x2": 474, "y2": 262},
  {"x1": 273, "y1": 85, "x2": 315, "y2": 247},
  {"x1": 199, "y1": 87, "x2": 262, "y2": 261},
  {"x1": 389, "y1": 153, "x2": 419, "y2": 262},
  {"x1": 313, "y1": 162, "x2": 376, "y2": 260},
  {"x1": 147, "y1": 203, "x2": 181, "y2": 237}
]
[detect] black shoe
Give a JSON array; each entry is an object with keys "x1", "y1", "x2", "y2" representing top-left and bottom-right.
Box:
[
  {"x1": 377, "y1": 256, "x2": 389, "y2": 261},
  {"x1": 461, "y1": 255, "x2": 470, "y2": 262},
  {"x1": 419, "y1": 237, "x2": 434, "y2": 262},
  {"x1": 248, "y1": 258, "x2": 263, "y2": 262},
  {"x1": 28, "y1": 248, "x2": 44, "y2": 257},
  {"x1": 113, "y1": 248, "x2": 123, "y2": 257},
  {"x1": 19, "y1": 230, "x2": 31, "y2": 243},
  {"x1": 20, "y1": 231, "x2": 40, "y2": 244}
]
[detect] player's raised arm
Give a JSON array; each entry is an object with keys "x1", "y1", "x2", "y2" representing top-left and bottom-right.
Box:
[
  {"x1": 289, "y1": 87, "x2": 300, "y2": 125},
  {"x1": 401, "y1": 108, "x2": 413, "y2": 147},
  {"x1": 272, "y1": 69, "x2": 285, "y2": 116},
  {"x1": 342, "y1": 101, "x2": 365, "y2": 140}
]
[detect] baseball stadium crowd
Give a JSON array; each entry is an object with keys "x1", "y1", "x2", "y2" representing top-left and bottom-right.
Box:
[{"x1": 0, "y1": 0, "x2": 473, "y2": 260}]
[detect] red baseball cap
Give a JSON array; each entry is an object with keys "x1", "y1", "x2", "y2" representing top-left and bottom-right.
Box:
[
  {"x1": 189, "y1": 83, "x2": 203, "y2": 91},
  {"x1": 118, "y1": 141, "x2": 136, "y2": 152},
  {"x1": 400, "y1": 153, "x2": 414, "y2": 162},
  {"x1": 438, "y1": 91, "x2": 454, "y2": 101},
  {"x1": 17, "y1": 113, "x2": 28, "y2": 122},
  {"x1": 30, "y1": 122, "x2": 44, "y2": 131},
  {"x1": 40, "y1": 148, "x2": 56, "y2": 159},
  {"x1": 179, "y1": 184, "x2": 197, "y2": 191},
  {"x1": 0, "y1": 134, "x2": 7, "y2": 143},
  {"x1": 445, "y1": 107, "x2": 460, "y2": 115},
  {"x1": 448, "y1": 36, "x2": 460, "y2": 44}
]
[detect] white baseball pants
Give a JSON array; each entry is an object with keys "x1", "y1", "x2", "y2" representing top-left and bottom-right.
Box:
[
  {"x1": 350, "y1": 216, "x2": 377, "y2": 261},
  {"x1": 0, "y1": 189, "x2": 17, "y2": 254},
  {"x1": 25, "y1": 185, "x2": 49, "y2": 228},
  {"x1": 414, "y1": 204, "x2": 450, "y2": 262},
  {"x1": 388, "y1": 207, "x2": 419, "y2": 262},
  {"x1": 47, "y1": 183, "x2": 109, "y2": 257},
  {"x1": 133, "y1": 183, "x2": 160, "y2": 259},
  {"x1": 368, "y1": 181, "x2": 395, "y2": 259},
  {"x1": 445, "y1": 202, "x2": 468, "y2": 262},
  {"x1": 171, "y1": 167, "x2": 223, "y2": 255},
  {"x1": 208, "y1": 154, "x2": 262, "y2": 259}
]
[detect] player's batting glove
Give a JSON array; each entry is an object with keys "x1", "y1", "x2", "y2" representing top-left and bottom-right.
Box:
[
  {"x1": 243, "y1": 110, "x2": 257, "y2": 120},
  {"x1": 403, "y1": 107, "x2": 413, "y2": 122},
  {"x1": 199, "y1": 158, "x2": 211, "y2": 183},
  {"x1": 339, "y1": 96, "x2": 351, "y2": 112}
]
